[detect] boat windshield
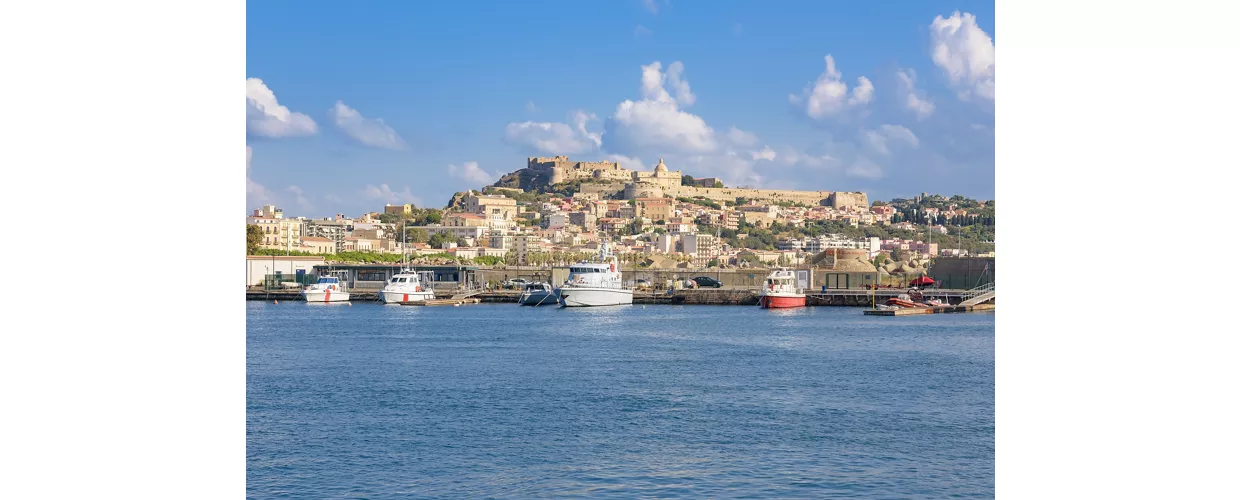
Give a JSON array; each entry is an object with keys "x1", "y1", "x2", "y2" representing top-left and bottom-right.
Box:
[{"x1": 318, "y1": 277, "x2": 338, "y2": 284}]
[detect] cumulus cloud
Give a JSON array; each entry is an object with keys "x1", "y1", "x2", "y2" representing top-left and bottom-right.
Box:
[
  {"x1": 245, "y1": 145, "x2": 277, "y2": 213},
  {"x1": 286, "y1": 185, "x2": 314, "y2": 212},
  {"x1": 896, "y1": 68, "x2": 936, "y2": 120},
  {"x1": 863, "y1": 124, "x2": 920, "y2": 156},
  {"x1": 363, "y1": 184, "x2": 420, "y2": 206},
  {"x1": 328, "y1": 101, "x2": 407, "y2": 150},
  {"x1": 448, "y1": 161, "x2": 499, "y2": 186},
  {"x1": 846, "y1": 158, "x2": 885, "y2": 180},
  {"x1": 605, "y1": 154, "x2": 647, "y2": 170},
  {"x1": 930, "y1": 11, "x2": 995, "y2": 101},
  {"x1": 751, "y1": 146, "x2": 777, "y2": 162},
  {"x1": 504, "y1": 110, "x2": 602, "y2": 154},
  {"x1": 789, "y1": 55, "x2": 874, "y2": 119},
  {"x1": 603, "y1": 61, "x2": 717, "y2": 155},
  {"x1": 247, "y1": 78, "x2": 318, "y2": 138},
  {"x1": 726, "y1": 126, "x2": 759, "y2": 147}
]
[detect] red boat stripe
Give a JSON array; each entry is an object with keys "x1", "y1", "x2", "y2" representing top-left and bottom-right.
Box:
[
  {"x1": 325, "y1": 289, "x2": 330, "y2": 301},
  {"x1": 404, "y1": 293, "x2": 409, "y2": 302}
]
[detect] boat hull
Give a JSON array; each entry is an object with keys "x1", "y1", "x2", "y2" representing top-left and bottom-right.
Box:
[
  {"x1": 303, "y1": 290, "x2": 350, "y2": 302},
  {"x1": 518, "y1": 290, "x2": 559, "y2": 306},
  {"x1": 379, "y1": 290, "x2": 435, "y2": 304},
  {"x1": 759, "y1": 293, "x2": 806, "y2": 309},
  {"x1": 556, "y1": 287, "x2": 633, "y2": 307}
]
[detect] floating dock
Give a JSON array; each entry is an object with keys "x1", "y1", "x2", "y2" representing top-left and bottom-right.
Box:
[
  {"x1": 402, "y1": 298, "x2": 482, "y2": 307},
  {"x1": 863, "y1": 303, "x2": 995, "y2": 316}
]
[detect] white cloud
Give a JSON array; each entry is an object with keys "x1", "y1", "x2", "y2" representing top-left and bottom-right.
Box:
[
  {"x1": 846, "y1": 158, "x2": 884, "y2": 180},
  {"x1": 604, "y1": 61, "x2": 717, "y2": 155},
  {"x1": 525, "y1": 100, "x2": 539, "y2": 114},
  {"x1": 448, "y1": 161, "x2": 497, "y2": 186},
  {"x1": 665, "y1": 61, "x2": 695, "y2": 107},
  {"x1": 930, "y1": 11, "x2": 995, "y2": 101},
  {"x1": 896, "y1": 68, "x2": 936, "y2": 120},
  {"x1": 504, "y1": 110, "x2": 602, "y2": 154},
  {"x1": 605, "y1": 154, "x2": 647, "y2": 170},
  {"x1": 286, "y1": 185, "x2": 314, "y2": 213},
  {"x1": 246, "y1": 145, "x2": 273, "y2": 211},
  {"x1": 634, "y1": 25, "x2": 653, "y2": 38},
  {"x1": 789, "y1": 55, "x2": 874, "y2": 119},
  {"x1": 247, "y1": 78, "x2": 317, "y2": 138},
  {"x1": 642, "y1": 0, "x2": 659, "y2": 15},
  {"x1": 328, "y1": 101, "x2": 407, "y2": 150},
  {"x1": 726, "y1": 126, "x2": 759, "y2": 147},
  {"x1": 751, "y1": 146, "x2": 777, "y2": 162},
  {"x1": 325, "y1": 194, "x2": 343, "y2": 204},
  {"x1": 863, "y1": 124, "x2": 920, "y2": 156},
  {"x1": 363, "y1": 184, "x2": 420, "y2": 206},
  {"x1": 684, "y1": 153, "x2": 764, "y2": 189}
]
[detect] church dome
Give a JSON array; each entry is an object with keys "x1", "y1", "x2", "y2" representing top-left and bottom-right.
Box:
[{"x1": 654, "y1": 158, "x2": 667, "y2": 173}]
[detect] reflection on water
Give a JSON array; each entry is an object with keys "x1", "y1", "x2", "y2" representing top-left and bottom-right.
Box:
[{"x1": 248, "y1": 302, "x2": 994, "y2": 498}]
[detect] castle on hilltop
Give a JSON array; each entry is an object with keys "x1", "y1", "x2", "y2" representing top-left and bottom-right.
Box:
[{"x1": 500, "y1": 156, "x2": 867, "y2": 209}]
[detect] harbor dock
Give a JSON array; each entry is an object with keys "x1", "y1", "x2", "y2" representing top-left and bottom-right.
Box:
[
  {"x1": 247, "y1": 288, "x2": 981, "y2": 307},
  {"x1": 863, "y1": 303, "x2": 995, "y2": 316}
]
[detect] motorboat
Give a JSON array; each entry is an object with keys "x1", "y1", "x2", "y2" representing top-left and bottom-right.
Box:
[
  {"x1": 518, "y1": 282, "x2": 558, "y2": 306},
  {"x1": 758, "y1": 268, "x2": 806, "y2": 309},
  {"x1": 379, "y1": 270, "x2": 435, "y2": 304},
  {"x1": 303, "y1": 276, "x2": 350, "y2": 302},
  {"x1": 556, "y1": 241, "x2": 634, "y2": 307}
]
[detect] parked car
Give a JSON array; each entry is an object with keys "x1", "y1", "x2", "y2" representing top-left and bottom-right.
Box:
[
  {"x1": 691, "y1": 276, "x2": 724, "y2": 288},
  {"x1": 502, "y1": 278, "x2": 529, "y2": 289},
  {"x1": 634, "y1": 279, "x2": 652, "y2": 290}
]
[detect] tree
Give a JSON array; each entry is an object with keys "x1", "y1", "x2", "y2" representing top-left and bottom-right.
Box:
[
  {"x1": 406, "y1": 227, "x2": 429, "y2": 243},
  {"x1": 707, "y1": 259, "x2": 720, "y2": 268},
  {"x1": 428, "y1": 232, "x2": 451, "y2": 249},
  {"x1": 378, "y1": 212, "x2": 402, "y2": 224},
  {"x1": 681, "y1": 174, "x2": 696, "y2": 186},
  {"x1": 422, "y1": 210, "x2": 442, "y2": 225},
  {"x1": 246, "y1": 224, "x2": 263, "y2": 254},
  {"x1": 714, "y1": 180, "x2": 724, "y2": 188}
]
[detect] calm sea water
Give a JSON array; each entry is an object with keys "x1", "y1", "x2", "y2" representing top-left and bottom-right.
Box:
[{"x1": 247, "y1": 301, "x2": 994, "y2": 498}]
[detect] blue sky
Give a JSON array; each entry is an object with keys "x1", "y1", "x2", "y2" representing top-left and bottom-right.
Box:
[{"x1": 247, "y1": 0, "x2": 995, "y2": 217}]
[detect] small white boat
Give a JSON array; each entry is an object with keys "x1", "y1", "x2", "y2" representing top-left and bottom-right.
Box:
[
  {"x1": 303, "y1": 276, "x2": 350, "y2": 302},
  {"x1": 518, "y1": 282, "x2": 558, "y2": 306},
  {"x1": 379, "y1": 270, "x2": 435, "y2": 304},
  {"x1": 556, "y1": 241, "x2": 633, "y2": 307}
]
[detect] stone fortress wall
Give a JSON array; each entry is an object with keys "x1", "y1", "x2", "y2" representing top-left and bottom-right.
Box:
[
  {"x1": 520, "y1": 156, "x2": 868, "y2": 210},
  {"x1": 527, "y1": 156, "x2": 633, "y2": 184}
]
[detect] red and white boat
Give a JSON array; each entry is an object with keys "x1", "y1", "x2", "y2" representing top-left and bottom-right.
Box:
[{"x1": 758, "y1": 268, "x2": 806, "y2": 309}]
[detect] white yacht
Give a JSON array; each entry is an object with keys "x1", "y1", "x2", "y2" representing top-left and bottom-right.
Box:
[
  {"x1": 556, "y1": 241, "x2": 633, "y2": 307},
  {"x1": 302, "y1": 275, "x2": 350, "y2": 302},
  {"x1": 379, "y1": 270, "x2": 435, "y2": 304}
]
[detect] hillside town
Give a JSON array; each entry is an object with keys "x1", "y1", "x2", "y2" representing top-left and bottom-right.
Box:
[{"x1": 246, "y1": 157, "x2": 995, "y2": 273}]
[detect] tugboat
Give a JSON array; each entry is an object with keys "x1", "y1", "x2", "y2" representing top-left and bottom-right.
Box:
[
  {"x1": 556, "y1": 241, "x2": 634, "y2": 307},
  {"x1": 758, "y1": 268, "x2": 806, "y2": 309}
]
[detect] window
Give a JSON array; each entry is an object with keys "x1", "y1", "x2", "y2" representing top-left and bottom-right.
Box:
[{"x1": 359, "y1": 271, "x2": 387, "y2": 282}]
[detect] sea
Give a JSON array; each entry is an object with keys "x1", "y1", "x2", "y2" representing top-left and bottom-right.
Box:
[{"x1": 247, "y1": 301, "x2": 994, "y2": 498}]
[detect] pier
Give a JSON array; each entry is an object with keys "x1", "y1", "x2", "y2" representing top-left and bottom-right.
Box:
[{"x1": 247, "y1": 287, "x2": 979, "y2": 306}]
